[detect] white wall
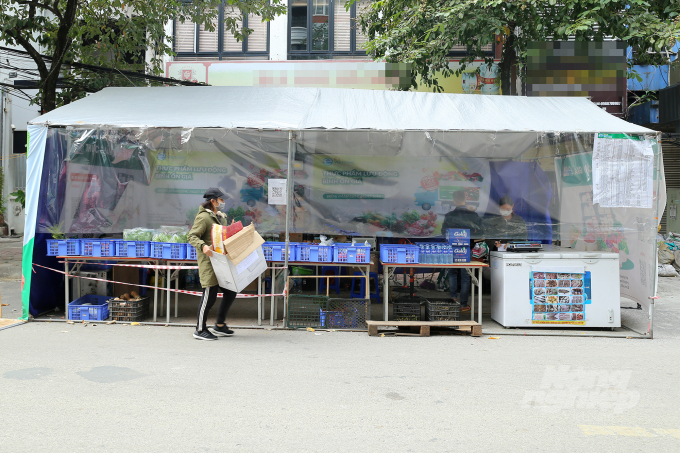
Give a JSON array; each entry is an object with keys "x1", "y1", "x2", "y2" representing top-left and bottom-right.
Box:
[
  {"x1": 269, "y1": 0, "x2": 289, "y2": 61},
  {"x1": 1, "y1": 94, "x2": 24, "y2": 234}
]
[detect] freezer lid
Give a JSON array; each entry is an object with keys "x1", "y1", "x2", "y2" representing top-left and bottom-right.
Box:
[
  {"x1": 490, "y1": 249, "x2": 619, "y2": 260},
  {"x1": 490, "y1": 251, "x2": 563, "y2": 259},
  {"x1": 558, "y1": 251, "x2": 619, "y2": 259}
]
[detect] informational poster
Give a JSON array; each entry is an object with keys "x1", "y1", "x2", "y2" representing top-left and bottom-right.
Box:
[
  {"x1": 592, "y1": 134, "x2": 654, "y2": 209},
  {"x1": 530, "y1": 268, "x2": 591, "y2": 325},
  {"x1": 268, "y1": 179, "x2": 287, "y2": 205}
]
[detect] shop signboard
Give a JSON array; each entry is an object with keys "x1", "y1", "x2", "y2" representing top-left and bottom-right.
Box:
[{"x1": 166, "y1": 60, "x2": 501, "y2": 94}]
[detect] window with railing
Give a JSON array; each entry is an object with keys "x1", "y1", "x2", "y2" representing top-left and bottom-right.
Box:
[
  {"x1": 174, "y1": 5, "x2": 269, "y2": 60},
  {"x1": 289, "y1": 0, "x2": 370, "y2": 58}
]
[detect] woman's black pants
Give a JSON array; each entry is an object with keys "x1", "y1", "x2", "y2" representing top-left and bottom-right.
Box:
[{"x1": 196, "y1": 285, "x2": 237, "y2": 331}]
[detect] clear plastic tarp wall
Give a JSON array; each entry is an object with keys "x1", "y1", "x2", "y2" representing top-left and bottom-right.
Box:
[{"x1": 37, "y1": 126, "x2": 664, "y2": 304}]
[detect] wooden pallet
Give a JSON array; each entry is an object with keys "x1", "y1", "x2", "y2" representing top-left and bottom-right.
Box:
[{"x1": 366, "y1": 320, "x2": 482, "y2": 337}]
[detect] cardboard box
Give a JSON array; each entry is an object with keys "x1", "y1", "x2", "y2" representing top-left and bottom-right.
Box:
[
  {"x1": 445, "y1": 229, "x2": 471, "y2": 246},
  {"x1": 279, "y1": 233, "x2": 304, "y2": 242},
  {"x1": 210, "y1": 246, "x2": 268, "y2": 293},
  {"x1": 226, "y1": 230, "x2": 265, "y2": 265},
  {"x1": 452, "y1": 245, "x2": 471, "y2": 263},
  {"x1": 243, "y1": 278, "x2": 259, "y2": 292},
  {"x1": 113, "y1": 267, "x2": 139, "y2": 296}
]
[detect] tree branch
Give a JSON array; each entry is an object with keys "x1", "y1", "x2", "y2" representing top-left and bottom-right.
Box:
[
  {"x1": 15, "y1": 0, "x2": 62, "y2": 20},
  {"x1": 11, "y1": 34, "x2": 49, "y2": 78},
  {"x1": 45, "y1": 0, "x2": 78, "y2": 82}
]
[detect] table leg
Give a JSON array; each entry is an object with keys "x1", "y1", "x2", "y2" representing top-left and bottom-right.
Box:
[
  {"x1": 174, "y1": 270, "x2": 179, "y2": 318},
  {"x1": 76, "y1": 263, "x2": 81, "y2": 297},
  {"x1": 315, "y1": 265, "x2": 319, "y2": 295},
  {"x1": 478, "y1": 267, "x2": 483, "y2": 325},
  {"x1": 270, "y1": 267, "x2": 275, "y2": 326},
  {"x1": 64, "y1": 258, "x2": 69, "y2": 315},
  {"x1": 166, "y1": 268, "x2": 171, "y2": 324},
  {"x1": 470, "y1": 267, "x2": 475, "y2": 322},
  {"x1": 383, "y1": 265, "x2": 389, "y2": 321},
  {"x1": 365, "y1": 265, "x2": 370, "y2": 300},
  {"x1": 258, "y1": 274, "x2": 262, "y2": 326},
  {"x1": 153, "y1": 267, "x2": 158, "y2": 322}
]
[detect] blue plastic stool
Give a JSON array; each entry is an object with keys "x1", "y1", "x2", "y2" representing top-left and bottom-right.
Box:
[
  {"x1": 319, "y1": 266, "x2": 341, "y2": 294},
  {"x1": 350, "y1": 271, "x2": 380, "y2": 302},
  {"x1": 264, "y1": 277, "x2": 272, "y2": 295}
]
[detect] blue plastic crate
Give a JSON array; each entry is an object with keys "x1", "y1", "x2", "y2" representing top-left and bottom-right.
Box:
[
  {"x1": 297, "y1": 244, "x2": 334, "y2": 263},
  {"x1": 380, "y1": 244, "x2": 419, "y2": 264},
  {"x1": 333, "y1": 245, "x2": 371, "y2": 264},
  {"x1": 187, "y1": 245, "x2": 197, "y2": 260},
  {"x1": 262, "y1": 242, "x2": 297, "y2": 261},
  {"x1": 151, "y1": 242, "x2": 187, "y2": 260},
  {"x1": 81, "y1": 239, "x2": 118, "y2": 257},
  {"x1": 116, "y1": 241, "x2": 151, "y2": 258},
  {"x1": 46, "y1": 239, "x2": 81, "y2": 256},
  {"x1": 68, "y1": 294, "x2": 109, "y2": 321}
]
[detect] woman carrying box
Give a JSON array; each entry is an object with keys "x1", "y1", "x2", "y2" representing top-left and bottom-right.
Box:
[{"x1": 187, "y1": 187, "x2": 237, "y2": 341}]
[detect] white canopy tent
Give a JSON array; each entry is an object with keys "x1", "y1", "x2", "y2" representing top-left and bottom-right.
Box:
[
  {"x1": 30, "y1": 86, "x2": 650, "y2": 133},
  {"x1": 22, "y1": 87, "x2": 663, "y2": 337}
]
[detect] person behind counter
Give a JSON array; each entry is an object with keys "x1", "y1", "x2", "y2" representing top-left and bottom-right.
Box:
[
  {"x1": 187, "y1": 187, "x2": 237, "y2": 341},
  {"x1": 483, "y1": 196, "x2": 528, "y2": 251},
  {"x1": 442, "y1": 190, "x2": 484, "y2": 312}
]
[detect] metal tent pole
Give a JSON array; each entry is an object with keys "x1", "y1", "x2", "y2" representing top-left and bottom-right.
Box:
[
  {"x1": 282, "y1": 131, "x2": 294, "y2": 327},
  {"x1": 650, "y1": 133, "x2": 663, "y2": 339},
  {"x1": 649, "y1": 299, "x2": 655, "y2": 339}
]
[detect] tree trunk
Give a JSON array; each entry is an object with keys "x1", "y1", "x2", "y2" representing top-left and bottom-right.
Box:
[
  {"x1": 41, "y1": 72, "x2": 60, "y2": 113},
  {"x1": 499, "y1": 25, "x2": 517, "y2": 96}
]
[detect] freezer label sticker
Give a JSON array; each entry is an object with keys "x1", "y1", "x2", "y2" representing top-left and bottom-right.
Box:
[{"x1": 529, "y1": 271, "x2": 592, "y2": 324}]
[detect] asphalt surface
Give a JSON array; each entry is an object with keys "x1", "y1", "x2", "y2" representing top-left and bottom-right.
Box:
[{"x1": 1, "y1": 277, "x2": 680, "y2": 452}]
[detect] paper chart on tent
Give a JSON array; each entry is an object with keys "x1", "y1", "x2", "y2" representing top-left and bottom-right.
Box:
[{"x1": 592, "y1": 133, "x2": 654, "y2": 209}]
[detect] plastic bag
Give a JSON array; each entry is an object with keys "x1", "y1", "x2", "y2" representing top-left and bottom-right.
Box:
[
  {"x1": 153, "y1": 226, "x2": 189, "y2": 243},
  {"x1": 211, "y1": 224, "x2": 225, "y2": 255},
  {"x1": 657, "y1": 264, "x2": 677, "y2": 277},
  {"x1": 472, "y1": 242, "x2": 489, "y2": 259},
  {"x1": 658, "y1": 242, "x2": 674, "y2": 264},
  {"x1": 123, "y1": 227, "x2": 153, "y2": 242},
  {"x1": 674, "y1": 251, "x2": 680, "y2": 272}
]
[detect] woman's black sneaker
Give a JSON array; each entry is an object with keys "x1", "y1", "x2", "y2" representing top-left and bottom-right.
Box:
[
  {"x1": 193, "y1": 330, "x2": 218, "y2": 341},
  {"x1": 210, "y1": 325, "x2": 234, "y2": 337}
]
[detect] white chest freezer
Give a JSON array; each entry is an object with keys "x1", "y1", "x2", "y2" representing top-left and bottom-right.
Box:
[{"x1": 490, "y1": 247, "x2": 620, "y2": 328}]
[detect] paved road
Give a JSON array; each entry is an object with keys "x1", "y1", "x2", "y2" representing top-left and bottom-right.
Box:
[
  {"x1": 1, "y1": 277, "x2": 680, "y2": 452},
  {"x1": 0, "y1": 237, "x2": 23, "y2": 280}
]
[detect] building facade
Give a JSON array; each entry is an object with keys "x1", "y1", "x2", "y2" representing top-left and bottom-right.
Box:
[{"x1": 165, "y1": 0, "x2": 499, "y2": 92}]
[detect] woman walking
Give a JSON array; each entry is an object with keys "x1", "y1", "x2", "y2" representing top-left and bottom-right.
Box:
[{"x1": 187, "y1": 187, "x2": 237, "y2": 340}]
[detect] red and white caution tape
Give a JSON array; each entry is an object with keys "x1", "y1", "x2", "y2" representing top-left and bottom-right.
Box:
[
  {"x1": 58, "y1": 260, "x2": 198, "y2": 270},
  {"x1": 34, "y1": 263, "x2": 287, "y2": 298},
  {"x1": 58, "y1": 260, "x2": 288, "y2": 271}
]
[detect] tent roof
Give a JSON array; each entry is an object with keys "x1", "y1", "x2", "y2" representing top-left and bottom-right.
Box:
[{"x1": 30, "y1": 86, "x2": 653, "y2": 134}]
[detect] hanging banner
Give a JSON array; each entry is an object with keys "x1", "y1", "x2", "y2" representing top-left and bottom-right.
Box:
[
  {"x1": 304, "y1": 155, "x2": 491, "y2": 237},
  {"x1": 555, "y1": 146, "x2": 661, "y2": 306},
  {"x1": 21, "y1": 125, "x2": 48, "y2": 321}
]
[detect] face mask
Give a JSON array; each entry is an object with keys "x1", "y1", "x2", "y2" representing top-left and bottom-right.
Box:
[
  {"x1": 499, "y1": 209, "x2": 512, "y2": 217},
  {"x1": 216, "y1": 200, "x2": 225, "y2": 211}
]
